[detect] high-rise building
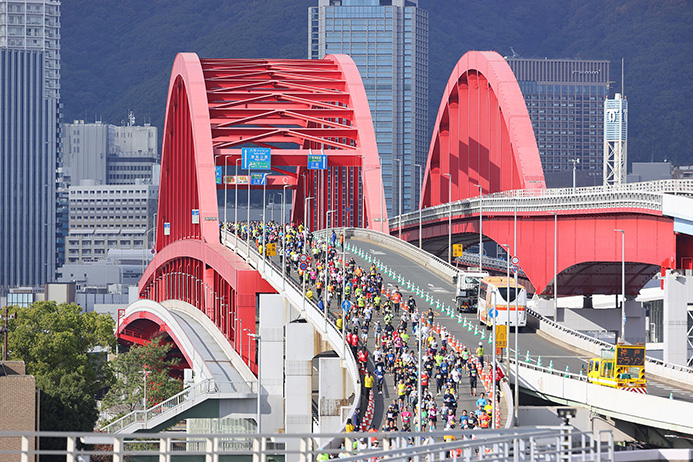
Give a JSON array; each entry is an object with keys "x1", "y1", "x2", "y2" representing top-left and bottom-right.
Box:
[
  {"x1": 309, "y1": 0, "x2": 428, "y2": 214},
  {"x1": 0, "y1": 0, "x2": 64, "y2": 289},
  {"x1": 506, "y1": 58, "x2": 610, "y2": 187}
]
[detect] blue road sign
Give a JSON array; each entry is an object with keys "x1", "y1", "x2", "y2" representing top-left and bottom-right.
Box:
[
  {"x1": 511, "y1": 265, "x2": 519, "y2": 273},
  {"x1": 242, "y1": 147, "x2": 271, "y2": 169},
  {"x1": 192, "y1": 209, "x2": 200, "y2": 224},
  {"x1": 342, "y1": 300, "x2": 353, "y2": 312},
  {"x1": 307, "y1": 154, "x2": 327, "y2": 170},
  {"x1": 489, "y1": 308, "x2": 498, "y2": 318},
  {"x1": 250, "y1": 173, "x2": 267, "y2": 185},
  {"x1": 215, "y1": 166, "x2": 222, "y2": 184}
]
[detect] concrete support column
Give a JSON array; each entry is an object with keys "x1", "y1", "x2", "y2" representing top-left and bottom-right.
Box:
[
  {"x1": 663, "y1": 272, "x2": 690, "y2": 366},
  {"x1": 318, "y1": 356, "x2": 347, "y2": 434},
  {"x1": 623, "y1": 298, "x2": 645, "y2": 345},
  {"x1": 285, "y1": 322, "x2": 315, "y2": 433},
  {"x1": 258, "y1": 294, "x2": 290, "y2": 433}
]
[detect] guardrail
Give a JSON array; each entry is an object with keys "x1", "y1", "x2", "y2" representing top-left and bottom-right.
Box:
[
  {"x1": 390, "y1": 179, "x2": 693, "y2": 230},
  {"x1": 0, "y1": 427, "x2": 616, "y2": 462},
  {"x1": 526, "y1": 308, "x2": 693, "y2": 387},
  {"x1": 509, "y1": 359, "x2": 693, "y2": 435},
  {"x1": 101, "y1": 379, "x2": 253, "y2": 433},
  {"x1": 336, "y1": 227, "x2": 460, "y2": 284},
  {"x1": 393, "y1": 190, "x2": 665, "y2": 229},
  {"x1": 222, "y1": 231, "x2": 362, "y2": 438}
]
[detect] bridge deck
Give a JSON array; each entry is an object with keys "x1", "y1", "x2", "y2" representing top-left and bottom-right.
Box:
[{"x1": 346, "y1": 236, "x2": 693, "y2": 403}]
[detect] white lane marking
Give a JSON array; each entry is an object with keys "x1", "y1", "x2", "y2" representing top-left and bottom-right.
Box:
[{"x1": 369, "y1": 249, "x2": 386, "y2": 255}]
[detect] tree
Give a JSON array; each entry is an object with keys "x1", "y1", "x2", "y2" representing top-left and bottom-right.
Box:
[
  {"x1": 7, "y1": 301, "x2": 115, "y2": 458},
  {"x1": 101, "y1": 337, "x2": 182, "y2": 422}
]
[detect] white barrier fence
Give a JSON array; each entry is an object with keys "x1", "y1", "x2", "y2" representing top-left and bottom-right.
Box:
[
  {"x1": 510, "y1": 359, "x2": 693, "y2": 435},
  {"x1": 527, "y1": 308, "x2": 693, "y2": 388}
]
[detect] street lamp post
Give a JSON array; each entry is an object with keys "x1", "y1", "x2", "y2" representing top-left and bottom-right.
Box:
[
  {"x1": 474, "y1": 184, "x2": 483, "y2": 271},
  {"x1": 615, "y1": 229, "x2": 626, "y2": 343},
  {"x1": 224, "y1": 155, "x2": 229, "y2": 226},
  {"x1": 415, "y1": 164, "x2": 423, "y2": 248},
  {"x1": 491, "y1": 291, "x2": 497, "y2": 429},
  {"x1": 261, "y1": 176, "x2": 267, "y2": 268},
  {"x1": 501, "y1": 243, "x2": 511, "y2": 365},
  {"x1": 553, "y1": 212, "x2": 558, "y2": 322},
  {"x1": 442, "y1": 173, "x2": 452, "y2": 265},
  {"x1": 304, "y1": 197, "x2": 314, "y2": 232},
  {"x1": 235, "y1": 159, "x2": 241, "y2": 245},
  {"x1": 325, "y1": 210, "x2": 336, "y2": 323},
  {"x1": 247, "y1": 166, "x2": 252, "y2": 251},
  {"x1": 571, "y1": 158, "x2": 580, "y2": 192},
  {"x1": 248, "y1": 333, "x2": 262, "y2": 434},
  {"x1": 513, "y1": 197, "x2": 519, "y2": 425},
  {"x1": 282, "y1": 185, "x2": 290, "y2": 289}
]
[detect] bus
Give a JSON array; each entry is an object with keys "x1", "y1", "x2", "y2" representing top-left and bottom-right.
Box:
[
  {"x1": 587, "y1": 344, "x2": 646, "y2": 393},
  {"x1": 477, "y1": 276, "x2": 527, "y2": 328}
]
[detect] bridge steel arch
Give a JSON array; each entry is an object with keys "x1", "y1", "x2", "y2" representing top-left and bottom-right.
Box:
[
  {"x1": 131, "y1": 53, "x2": 387, "y2": 372},
  {"x1": 420, "y1": 51, "x2": 546, "y2": 208}
]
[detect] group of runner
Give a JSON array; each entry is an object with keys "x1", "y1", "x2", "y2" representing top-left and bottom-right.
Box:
[{"x1": 225, "y1": 220, "x2": 501, "y2": 436}]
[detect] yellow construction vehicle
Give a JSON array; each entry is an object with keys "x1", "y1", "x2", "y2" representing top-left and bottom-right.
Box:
[{"x1": 587, "y1": 344, "x2": 646, "y2": 393}]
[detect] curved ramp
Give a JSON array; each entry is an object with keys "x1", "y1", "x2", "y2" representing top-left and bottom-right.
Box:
[{"x1": 109, "y1": 300, "x2": 257, "y2": 433}]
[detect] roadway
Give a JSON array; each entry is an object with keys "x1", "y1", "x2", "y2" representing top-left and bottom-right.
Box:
[{"x1": 345, "y1": 235, "x2": 693, "y2": 403}]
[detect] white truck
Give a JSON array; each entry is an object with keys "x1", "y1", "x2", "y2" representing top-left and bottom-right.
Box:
[{"x1": 454, "y1": 269, "x2": 489, "y2": 313}]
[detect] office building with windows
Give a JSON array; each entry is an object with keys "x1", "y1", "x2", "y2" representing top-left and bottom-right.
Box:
[
  {"x1": 309, "y1": 0, "x2": 428, "y2": 214},
  {"x1": 0, "y1": 0, "x2": 64, "y2": 289},
  {"x1": 506, "y1": 58, "x2": 610, "y2": 187},
  {"x1": 65, "y1": 184, "x2": 158, "y2": 265}
]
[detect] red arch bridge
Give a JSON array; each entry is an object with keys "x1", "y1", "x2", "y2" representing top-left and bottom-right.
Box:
[{"x1": 119, "y1": 50, "x2": 693, "y2": 378}]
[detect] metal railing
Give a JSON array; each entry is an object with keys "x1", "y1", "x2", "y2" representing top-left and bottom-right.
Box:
[
  {"x1": 100, "y1": 379, "x2": 254, "y2": 433},
  {"x1": 392, "y1": 179, "x2": 693, "y2": 229},
  {"x1": 527, "y1": 308, "x2": 693, "y2": 385},
  {"x1": 0, "y1": 427, "x2": 615, "y2": 462}
]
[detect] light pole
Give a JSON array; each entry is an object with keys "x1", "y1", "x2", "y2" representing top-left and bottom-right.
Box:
[
  {"x1": 261, "y1": 175, "x2": 267, "y2": 268},
  {"x1": 224, "y1": 155, "x2": 229, "y2": 226},
  {"x1": 570, "y1": 158, "x2": 580, "y2": 192},
  {"x1": 415, "y1": 164, "x2": 423, "y2": 248},
  {"x1": 247, "y1": 166, "x2": 252, "y2": 251},
  {"x1": 304, "y1": 197, "x2": 314, "y2": 231},
  {"x1": 553, "y1": 212, "x2": 558, "y2": 322},
  {"x1": 491, "y1": 291, "x2": 497, "y2": 429},
  {"x1": 615, "y1": 229, "x2": 626, "y2": 343},
  {"x1": 248, "y1": 332, "x2": 262, "y2": 433},
  {"x1": 417, "y1": 316, "x2": 422, "y2": 436},
  {"x1": 513, "y1": 197, "x2": 519, "y2": 425},
  {"x1": 235, "y1": 159, "x2": 241, "y2": 245},
  {"x1": 442, "y1": 173, "x2": 452, "y2": 265},
  {"x1": 501, "y1": 243, "x2": 511, "y2": 365},
  {"x1": 282, "y1": 185, "x2": 290, "y2": 288},
  {"x1": 474, "y1": 184, "x2": 483, "y2": 271},
  {"x1": 325, "y1": 210, "x2": 336, "y2": 323}
]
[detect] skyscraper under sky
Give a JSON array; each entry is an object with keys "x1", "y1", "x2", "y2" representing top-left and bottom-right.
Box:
[
  {"x1": 0, "y1": 0, "x2": 64, "y2": 288},
  {"x1": 309, "y1": 0, "x2": 428, "y2": 215}
]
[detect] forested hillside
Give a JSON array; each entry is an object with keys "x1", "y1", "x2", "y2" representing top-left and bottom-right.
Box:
[{"x1": 61, "y1": 0, "x2": 693, "y2": 165}]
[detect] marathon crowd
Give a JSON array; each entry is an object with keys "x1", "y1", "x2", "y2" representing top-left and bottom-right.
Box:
[{"x1": 226, "y1": 220, "x2": 504, "y2": 443}]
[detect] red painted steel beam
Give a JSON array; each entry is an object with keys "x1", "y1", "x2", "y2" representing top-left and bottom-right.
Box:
[{"x1": 421, "y1": 51, "x2": 546, "y2": 209}]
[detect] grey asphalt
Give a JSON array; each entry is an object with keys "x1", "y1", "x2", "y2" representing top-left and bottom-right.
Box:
[{"x1": 346, "y1": 235, "x2": 693, "y2": 403}]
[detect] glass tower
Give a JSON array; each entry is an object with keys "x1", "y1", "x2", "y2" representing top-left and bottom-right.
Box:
[
  {"x1": 309, "y1": 0, "x2": 428, "y2": 215},
  {"x1": 0, "y1": 0, "x2": 64, "y2": 288},
  {"x1": 506, "y1": 58, "x2": 610, "y2": 186}
]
